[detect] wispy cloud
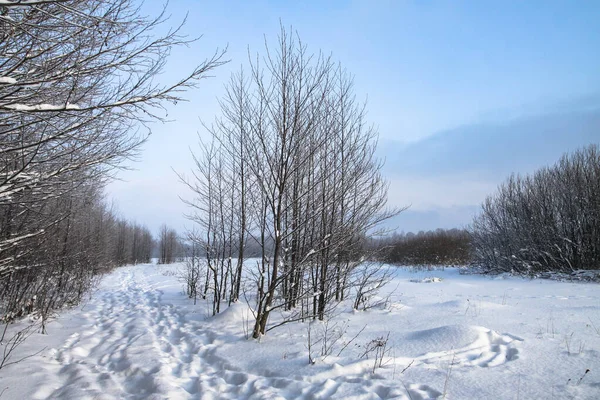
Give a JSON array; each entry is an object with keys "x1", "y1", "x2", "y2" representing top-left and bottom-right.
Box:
[{"x1": 380, "y1": 96, "x2": 600, "y2": 232}]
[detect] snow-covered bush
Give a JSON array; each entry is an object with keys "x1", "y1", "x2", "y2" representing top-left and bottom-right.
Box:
[{"x1": 471, "y1": 144, "x2": 600, "y2": 275}]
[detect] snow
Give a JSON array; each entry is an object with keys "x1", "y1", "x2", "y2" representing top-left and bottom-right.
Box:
[
  {"x1": 409, "y1": 276, "x2": 443, "y2": 283},
  {"x1": 112, "y1": 97, "x2": 144, "y2": 106},
  {"x1": 4, "y1": 103, "x2": 80, "y2": 111},
  {"x1": 0, "y1": 77, "x2": 17, "y2": 84},
  {"x1": 0, "y1": 0, "x2": 54, "y2": 4},
  {"x1": 1, "y1": 263, "x2": 599, "y2": 399}
]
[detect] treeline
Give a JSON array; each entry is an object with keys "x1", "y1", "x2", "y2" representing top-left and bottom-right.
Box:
[
  {"x1": 0, "y1": 0, "x2": 222, "y2": 327},
  {"x1": 0, "y1": 189, "x2": 154, "y2": 325},
  {"x1": 113, "y1": 218, "x2": 155, "y2": 267},
  {"x1": 471, "y1": 144, "x2": 600, "y2": 274},
  {"x1": 374, "y1": 229, "x2": 472, "y2": 266},
  {"x1": 376, "y1": 144, "x2": 600, "y2": 275},
  {"x1": 157, "y1": 224, "x2": 186, "y2": 265}
]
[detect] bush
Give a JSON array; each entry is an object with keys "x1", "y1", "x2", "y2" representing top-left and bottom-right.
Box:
[{"x1": 471, "y1": 144, "x2": 600, "y2": 274}]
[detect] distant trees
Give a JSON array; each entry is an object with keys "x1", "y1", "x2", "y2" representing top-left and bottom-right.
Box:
[
  {"x1": 182, "y1": 26, "x2": 398, "y2": 338},
  {"x1": 0, "y1": 0, "x2": 223, "y2": 325},
  {"x1": 377, "y1": 229, "x2": 472, "y2": 266},
  {"x1": 113, "y1": 219, "x2": 155, "y2": 266},
  {"x1": 0, "y1": 187, "x2": 155, "y2": 328},
  {"x1": 471, "y1": 144, "x2": 600, "y2": 274},
  {"x1": 158, "y1": 224, "x2": 181, "y2": 264}
]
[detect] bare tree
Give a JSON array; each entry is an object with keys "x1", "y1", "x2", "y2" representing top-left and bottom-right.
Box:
[
  {"x1": 158, "y1": 224, "x2": 180, "y2": 264},
  {"x1": 0, "y1": 0, "x2": 224, "y2": 327},
  {"x1": 180, "y1": 232, "x2": 205, "y2": 305},
  {"x1": 0, "y1": 0, "x2": 225, "y2": 269},
  {"x1": 182, "y1": 25, "x2": 400, "y2": 338}
]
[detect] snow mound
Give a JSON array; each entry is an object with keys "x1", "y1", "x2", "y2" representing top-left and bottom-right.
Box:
[
  {"x1": 405, "y1": 324, "x2": 481, "y2": 353},
  {"x1": 434, "y1": 299, "x2": 464, "y2": 308},
  {"x1": 410, "y1": 276, "x2": 443, "y2": 283},
  {"x1": 209, "y1": 302, "x2": 254, "y2": 326},
  {"x1": 404, "y1": 325, "x2": 522, "y2": 368}
]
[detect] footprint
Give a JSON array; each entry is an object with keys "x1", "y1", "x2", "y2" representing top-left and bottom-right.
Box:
[{"x1": 406, "y1": 384, "x2": 443, "y2": 400}]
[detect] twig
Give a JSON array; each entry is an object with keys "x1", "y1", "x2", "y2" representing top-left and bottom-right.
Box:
[
  {"x1": 588, "y1": 318, "x2": 600, "y2": 335},
  {"x1": 336, "y1": 324, "x2": 366, "y2": 357},
  {"x1": 442, "y1": 351, "x2": 455, "y2": 399},
  {"x1": 0, "y1": 346, "x2": 47, "y2": 369},
  {"x1": 401, "y1": 359, "x2": 415, "y2": 374},
  {"x1": 577, "y1": 369, "x2": 590, "y2": 385}
]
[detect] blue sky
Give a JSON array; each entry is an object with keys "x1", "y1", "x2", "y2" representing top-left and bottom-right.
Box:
[{"x1": 106, "y1": 0, "x2": 600, "y2": 235}]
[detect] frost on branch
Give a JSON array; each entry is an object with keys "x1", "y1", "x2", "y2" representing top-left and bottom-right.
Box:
[{"x1": 0, "y1": 0, "x2": 224, "y2": 329}]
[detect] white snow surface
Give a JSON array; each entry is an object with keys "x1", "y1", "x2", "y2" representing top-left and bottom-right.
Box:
[
  {"x1": 2, "y1": 263, "x2": 599, "y2": 399},
  {"x1": 409, "y1": 276, "x2": 443, "y2": 283},
  {"x1": 4, "y1": 103, "x2": 80, "y2": 111}
]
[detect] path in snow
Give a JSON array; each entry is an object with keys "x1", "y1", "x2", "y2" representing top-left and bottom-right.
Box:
[
  {"x1": 35, "y1": 267, "x2": 284, "y2": 399},
  {"x1": 31, "y1": 266, "x2": 437, "y2": 399}
]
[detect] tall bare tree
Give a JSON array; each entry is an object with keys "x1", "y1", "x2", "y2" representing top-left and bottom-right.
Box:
[{"x1": 183, "y1": 25, "x2": 399, "y2": 338}]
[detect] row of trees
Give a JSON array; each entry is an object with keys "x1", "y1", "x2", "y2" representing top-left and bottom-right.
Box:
[
  {"x1": 0, "y1": 192, "x2": 155, "y2": 327},
  {"x1": 0, "y1": 0, "x2": 222, "y2": 327},
  {"x1": 112, "y1": 218, "x2": 155, "y2": 267},
  {"x1": 375, "y1": 229, "x2": 472, "y2": 266},
  {"x1": 158, "y1": 224, "x2": 184, "y2": 264},
  {"x1": 471, "y1": 144, "x2": 600, "y2": 274},
  {"x1": 181, "y1": 27, "x2": 398, "y2": 338}
]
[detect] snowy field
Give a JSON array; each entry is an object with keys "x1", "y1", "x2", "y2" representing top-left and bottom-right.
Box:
[{"x1": 1, "y1": 262, "x2": 599, "y2": 399}]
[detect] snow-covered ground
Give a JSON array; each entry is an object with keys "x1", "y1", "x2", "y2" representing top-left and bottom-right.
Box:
[{"x1": 1, "y1": 263, "x2": 599, "y2": 399}]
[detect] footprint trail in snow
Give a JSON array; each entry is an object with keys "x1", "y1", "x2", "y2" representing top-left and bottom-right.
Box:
[
  {"x1": 37, "y1": 268, "x2": 270, "y2": 399},
  {"x1": 32, "y1": 265, "x2": 524, "y2": 400}
]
